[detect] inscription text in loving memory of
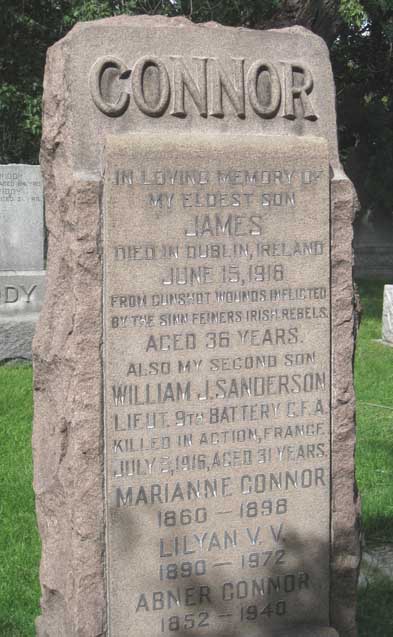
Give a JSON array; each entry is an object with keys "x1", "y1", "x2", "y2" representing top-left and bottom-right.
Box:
[{"x1": 104, "y1": 133, "x2": 331, "y2": 637}]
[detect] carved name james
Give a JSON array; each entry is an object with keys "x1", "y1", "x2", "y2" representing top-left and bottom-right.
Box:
[{"x1": 90, "y1": 55, "x2": 317, "y2": 120}]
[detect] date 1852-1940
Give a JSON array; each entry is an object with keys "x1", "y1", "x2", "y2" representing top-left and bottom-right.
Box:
[{"x1": 160, "y1": 601, "x2": 287, "y2": 632}]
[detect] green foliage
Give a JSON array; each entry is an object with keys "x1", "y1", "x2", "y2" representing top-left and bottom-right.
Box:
[
  {"x1": 332, "y1": 1, "x2": 393, "y2": 223},
  {"x1": 23, "y1": 92, "x2": 42, "y2": 139},
  {"x1": 339, "y1": 0, "x2": 368, "y2": 27},
  {"x1": 0, "y1": 1, "x2": 60, "y2": 163},
  {"x1": 62, "y1": 0, "x2": 113, "y2": 25},
  {"x1": 169, "y1": 0, "x2": 279, "y2": 25}
]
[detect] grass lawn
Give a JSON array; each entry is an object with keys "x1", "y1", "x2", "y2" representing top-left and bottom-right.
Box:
[
  {"x1": 0, "y1": 364, "x2": 40, "y2": 637},
  {"x1": 355, "y1": 280, "x2": 393, "y2": 636},
  {"x1": 355, "y1": 281, "x2": 393, "y2": 542},
  {"x1": 0, "y1": 280, "x2": 392, "y2": 635}
]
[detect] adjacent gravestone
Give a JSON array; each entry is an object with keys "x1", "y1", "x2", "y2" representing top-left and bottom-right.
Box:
[
  {"x1": 382, "y1": 285, "x2": 393, "y2": 344},
  {"x1": 354, "y1": 219, "x2": 393, "y2": 280},
  {"x1": 0, "y1": 164, "x2": 46, "y2": 360},
  {"x1": 33, "y1": 16, "x2": 360, "y2": 637}
]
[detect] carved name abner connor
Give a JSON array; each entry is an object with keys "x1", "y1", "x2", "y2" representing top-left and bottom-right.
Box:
[{"x1": 90, "y1": 55, "x2": 318, "y2": 120}]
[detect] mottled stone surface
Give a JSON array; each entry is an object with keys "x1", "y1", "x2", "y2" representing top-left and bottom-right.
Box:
[
  {"x1": 382, "y1": 285, "x2": 393, "y2": 344},
  {"x1": 0, "y1": 164, "x2": 44, "y2": 270},
  {"x1": 33, "y1": 15, "x2": 360, "y2": 637}
]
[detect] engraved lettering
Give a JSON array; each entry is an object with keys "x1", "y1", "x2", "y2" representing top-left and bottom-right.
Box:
[
  {"x1": 210, "y1": 58, "x2": 245, "y2": 118},
  {"x1": 89, "y1": 56, "x2": 129, "y2": 116},
  {"x1": 282, "y1": 63, "x2": 317, "y2": 121},
  {"x1": 131, "y1": 56, "x2": 170, "y2": 116},
  {"x1": 171, "y1": 56, "x2": 208, "y2": 117},
  {"x1": 247, "y1": 61, "x2": 281, "y2": 118},
  {"x1": 90, "y1": 56, "x2": 319, "y2": 121}
]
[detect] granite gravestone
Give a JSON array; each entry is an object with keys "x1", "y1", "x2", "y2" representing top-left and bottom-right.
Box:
[
  {"x1": 33, "y1": 16, "x2": 360, "y2": 637},
  {"x1": 0, "y1": 164, "x2": 46, "y2": 360},
  {"x1": 382, "y1": 285, "x2": 393, "y2": 344}
]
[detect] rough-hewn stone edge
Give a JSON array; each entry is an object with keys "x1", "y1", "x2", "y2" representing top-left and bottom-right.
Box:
[
  {"x1": 32, "y1": 34, "x2": 106, "y2": 637},
  {"x1": 66, "y1": 12, "x2": 327, "y2": 41},
  {"x1": 330, "y1": 175, "x2": 361, "y2": 637}
]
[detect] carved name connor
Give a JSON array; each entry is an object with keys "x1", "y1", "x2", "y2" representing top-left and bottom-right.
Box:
[{"x1": 90, "y1": 56, "x2": 317, "y2": 120}]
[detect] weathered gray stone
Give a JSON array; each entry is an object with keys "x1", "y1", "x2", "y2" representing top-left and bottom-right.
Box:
[
  {"x1": 0, "y1": 164, "x2": 44, "y2": 270},
  {"x1": 382, "y1": 285, "x2": 393, "y2": 344},
  {"x1": 33, "y1": 15, "x2": 360, "y2": 637},
  {"x1": 0, "y1": 271, "x2": 46, "y2": 360}
]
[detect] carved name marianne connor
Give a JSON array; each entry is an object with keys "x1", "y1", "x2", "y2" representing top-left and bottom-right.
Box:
[{"x1": 90, "y1": 55, "x2": 318, "y2": 120}]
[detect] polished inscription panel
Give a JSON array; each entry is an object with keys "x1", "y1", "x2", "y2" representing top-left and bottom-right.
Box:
[{"x1": 104, "y1": 133, "x2": 330, "y2": 637}]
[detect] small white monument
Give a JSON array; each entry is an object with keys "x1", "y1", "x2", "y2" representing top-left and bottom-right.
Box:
[{"x1": 382, "y1": 285, "x2": 393, "y2": 345}]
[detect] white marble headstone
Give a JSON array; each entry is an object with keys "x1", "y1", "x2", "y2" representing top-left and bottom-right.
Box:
[{"x1": 382, "y1": 285, "x2": 393, "y2": 344}]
